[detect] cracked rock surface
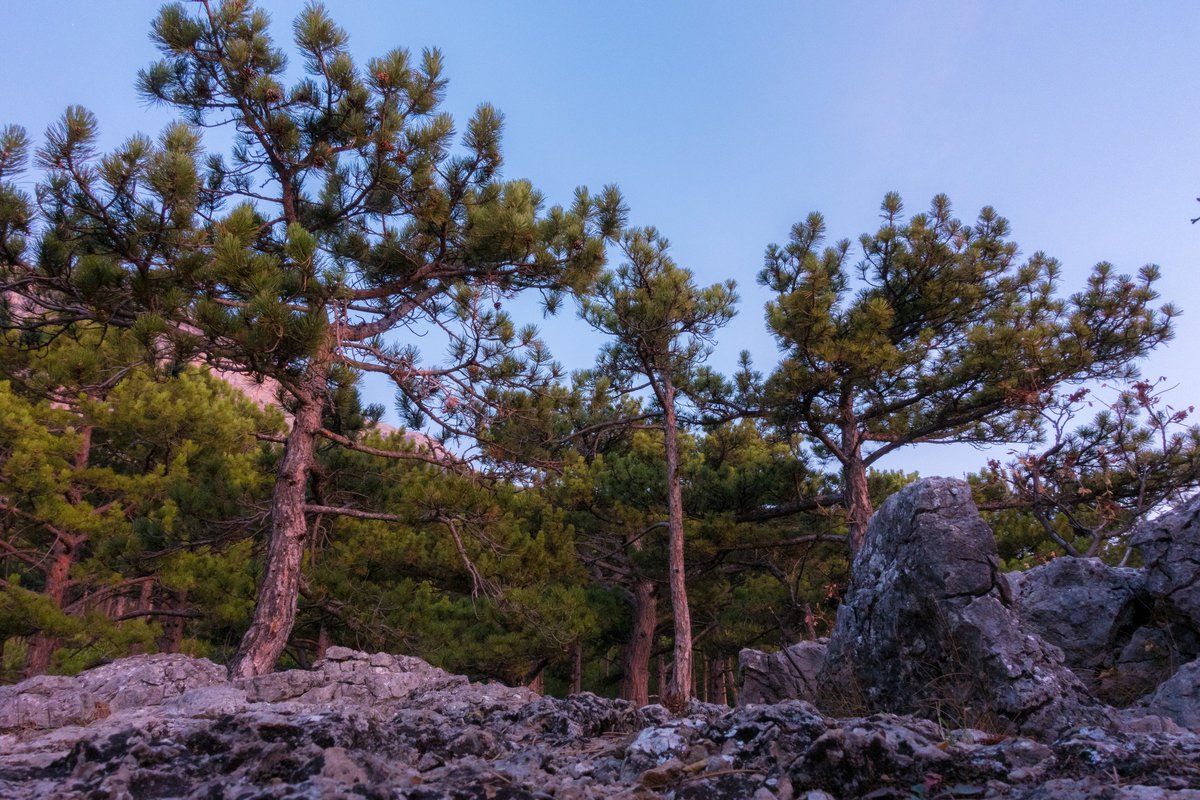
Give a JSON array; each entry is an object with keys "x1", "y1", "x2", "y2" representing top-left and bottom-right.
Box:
[
  {"x1": 3, "y1": 648, "x2": 1200, "y2": 799},
  {"x1": 820, "y1": 478, "x2": 1113, "y2": 739}
]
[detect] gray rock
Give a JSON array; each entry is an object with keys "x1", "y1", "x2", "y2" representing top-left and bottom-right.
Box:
[
  {"x1": 1010, "y1": 557, "x2": 1146, "y2": 677},
  {"x1": 0, "y1": 674, "x2": 104, "y2": 732},
  {"x1": 0, "y1": 653, "x2": 224, "y2": 733},
  {"x1": 739, "y1": 639, "x2": 827, "y2": 705},
  {"x1": 239, "y1": 647, "x2": 466, "y2": 708},
  {"x1": 1140, "y1": 659, "x2": 1200, "y2": 730},
  {"x1": 1132, "y1": 492, "x2": 1200, "y2": 629},
  {"x1": 1106, "y1": 624, "x2": 1198, "y2": 705},
  {"x1": 4, "y1": 648, "x2": 1200, "y2": 798},
  {"x1": 76, "y1": 653, "x2": 226, "y2": 711},
  {"x1": 821, "y1": 477, "x2": 1111, "y2": 738}
]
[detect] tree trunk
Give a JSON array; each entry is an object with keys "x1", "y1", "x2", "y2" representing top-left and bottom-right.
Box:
[
  {"x1": 620, "y1": 579, "x2": 657, "y2": 706},
  {"x1": 25, "y1": 424, "x2": 95, "y2": 677},
  {"x1": 228, "y1": 372, "x2": 326, "y2": 679},
  {"x1": 842, "y1": 429, "x2": 873, "y2": 555},
  {"x1": 156, "y1": 590, "x2": 187, "y2": 654},
  {"x1": 570, "y1": 641, "x2": 584, "y2": 695},
  {"x1": 23, "y1": 537, "x2": 74, "y2": 677},
  {"x1": 710, "y1": 656, "x2": 726, "y2": 706},
  {"x1": 316, "y1": 623, "x2": 331, "y2": 661},
  {"x1": 661, "y1": 378, "x2": 693, "y2": 706},
  {"x1": 656, "y1": 653, "x2": 666, "y2": 702}
]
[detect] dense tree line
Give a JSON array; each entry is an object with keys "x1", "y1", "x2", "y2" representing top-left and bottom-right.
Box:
[{"x1": 2, "y1": 1, "x2": 1198, "y2": 699}]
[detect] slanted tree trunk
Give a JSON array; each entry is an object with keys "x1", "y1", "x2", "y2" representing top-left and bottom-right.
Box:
[
  {"x1": 229, "y1": 361, "x2": 327, "y2": 679},
  {"x1": 620, "y1": 578, "x2": 657, "y2": 706},
  {"x1": 661, "y1": 377, "x2": 693, "y2": 706}
]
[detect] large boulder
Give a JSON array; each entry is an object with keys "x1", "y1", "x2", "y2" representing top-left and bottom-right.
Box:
[
  {"x1": 1009, "y1": 557, "x2": 1146, "y2": 675},
  {"x1": 821, "y1": 477, "x2": 1111, "y2": 738},
  {"x1": 1132, "y1": 493, "x2": 1200, "y2": 630},
  {"x1": 1009, "y1": 557, "x2": 1166, "y2": 704},
  {"x1": 1139, "y1": 659, "x2": 1200, "y2": 730},
  {"x1": 738, "y1": 640, "x2": 827, "y2": 705}
]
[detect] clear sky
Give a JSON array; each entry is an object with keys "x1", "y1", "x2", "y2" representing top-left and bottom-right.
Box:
[{"x1": 2, "y1": 2, "x2": 1197, "y2": 478}]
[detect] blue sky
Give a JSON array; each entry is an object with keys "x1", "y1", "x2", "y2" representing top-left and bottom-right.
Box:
[{"x1": 2, "y1": 2, "x2": 1197, "y2": 478}]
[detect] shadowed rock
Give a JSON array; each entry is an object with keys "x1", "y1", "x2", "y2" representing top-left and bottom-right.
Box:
[
  {"x1": 1132, "y1": 493, "x2": 1200, "y2": 630},
  {"x1": 1009, "y1": 557, "x2": 1146, "y2": 676},
  {"x1": 821, "y1": 477, "x2": 1112, "y2": 738},
  {"x1": 3, "y1": 647, "x2": 1200, "y2": 798},
  {"x1": 738, "y1": 639, "x2": 827, "y2": 705}
]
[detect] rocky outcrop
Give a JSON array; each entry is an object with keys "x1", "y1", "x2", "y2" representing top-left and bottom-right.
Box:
[
  {"x1": 738, "y1": 639, "x2": 827, "y2": 705},
  {"x1": 1008, "y1": 557, "x2": 1146, "y2": 675},
  {"x1": 0, "y1": 653, "x2": 226, "y2": 732},
  {"x1": 821, "y1": 477, "x2": 1111, "y2": 738},
  {"x1": 1132, "y1": 493, "x2": 1200, "y2": 629},
  {"x1": 1140, "y1": 659, "x2": 1200, "y2": 730},
  {"x1": 1011, "y1": 555, "x2": 1200, "y2": 707},
  {"x1": 3, "y1": 650, "x2": 1200, "y2": 798}
]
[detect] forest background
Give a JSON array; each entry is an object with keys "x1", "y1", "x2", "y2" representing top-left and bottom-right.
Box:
[{"x1": 1, "y1": 1, "x2": 1199, "y2": 702}]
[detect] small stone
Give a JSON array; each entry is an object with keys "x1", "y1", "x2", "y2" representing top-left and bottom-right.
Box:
[
  {"x1": 640, "y1": 757, "x2": 683, "y2": 788},
  {"x1": 320, "y1": 747, "x2": 366, "y2": 784},
  {"x1": 323, "y1": 646, "x2": 357, "y2": 662}
]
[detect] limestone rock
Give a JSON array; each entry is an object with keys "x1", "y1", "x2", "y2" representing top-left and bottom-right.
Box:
[
  {"x1": 821, "y1": 477, "x2": 1110, "y2": 738},
  {"x1": 1132, "y1": 493, "x2": 1200, "y2": 628},
  {"x1": 1009, "y1": 557, "x2": 1146, "y2": 676},
  {"x1": 1140, "y1": 659, "x2": 1200, "y2": 730},
  {"x1": 738, "y1": 639, "x2": 827, "y2": 705},
  {"x1": 2, "y1": 649, "x2": 1200, "y2": 798},
  {"x1": 0, "y1": 653, "x2": 224, "y2": 733}
]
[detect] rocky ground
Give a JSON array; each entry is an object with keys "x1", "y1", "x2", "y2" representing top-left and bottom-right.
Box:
[
  {"x1": 3, "y1": 479, "x2": 1199, "y2": 798},
  {"x1": 0, "y1": 648, "x2": 1198, "y2": 799}
]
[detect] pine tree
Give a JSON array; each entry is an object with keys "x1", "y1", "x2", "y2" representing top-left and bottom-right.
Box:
[
  {"x1": 755, "y1": 194, "x2": 1176, "y2": 553},
  {"x1": 580, "y1": 227, "x2": 736, "y2": 705},
  {"x1": 0, "y1": 323, "x2": 279, "y2": 677},
  {"x1": 974, "y1": 380, "x2": 1200, "y2": 564},
  {"x1": 0, "y1": 1, "x2": 622, "y2": 677}
]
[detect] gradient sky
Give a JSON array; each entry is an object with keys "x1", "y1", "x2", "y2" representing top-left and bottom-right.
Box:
[{"x1": 2, "y1": 2, "x2": 1197, "y2": 478}]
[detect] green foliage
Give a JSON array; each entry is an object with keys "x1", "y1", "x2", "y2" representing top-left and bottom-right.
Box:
[
  {"x1": 0, "y1": 324, "x2": 280, "y2": 678},
  {"x1": 974, "y1": 380, "x2": 1200, "y2": 566},
  {"x1": 746, "y1": 193, "x2": 1178, "y2": 550}
]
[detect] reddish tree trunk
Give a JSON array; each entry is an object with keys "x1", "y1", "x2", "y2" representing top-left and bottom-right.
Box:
[
  {"x1": 156, "y1": 590, "x2": 188, "y2": 653},
  {"x1": 570, "y1": 641, "x2": 584, "y2": 695},
  {"x1": 620, "y1": 579, "x2": 657, "y2": 706},
  {"x1": 229, "y1": 369, "x2": 326, "y2": 679},
  {"x1": 25, "y1": 424, "x2": 96, "y2": 677},
  {"x1": 316, "y1": 623, "x2": 331, "y2": 661},
  {"x1": 661, "y1": 378, "x2": 693, "y2": 706},
  {"x1": 23, "y1": 538, "x2": 74, "y2": 677},
  {"x1": 842, "y1": 424, "x2": 873, "y2": 554}
]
